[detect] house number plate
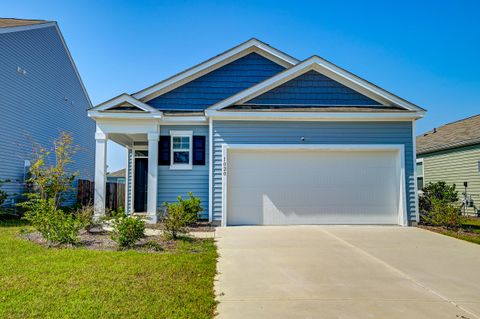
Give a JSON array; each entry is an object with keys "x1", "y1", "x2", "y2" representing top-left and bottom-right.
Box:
[{"x1": 223, "y1": 157, "x2": 227, "y2": 176}]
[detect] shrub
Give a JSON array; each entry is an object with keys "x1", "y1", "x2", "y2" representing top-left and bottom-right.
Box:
[
  {"x1": 419, "y1": 181, "x2": 458, "y2": 219},
  {"x1": 422, "y1": 199, "x2": 464, "y2": 229},
  {"x1": 74, "y1": 205, "x2": 97, "y2": 232},
  {"x1": 0, "y1": 179, "x2": 9, "y2": 207},
  {"x1": 110, "y1": 209, "x2": 145, "y2": 248},
  {"x1": 21, "y1": 196, "x2": 83, "y2": 245},
  {"x1": 181, "y1": 192, "x2": 204, "y2": 219},
  {"x1": 161, "y1": 193, "x2": 203, "y2": 239}
]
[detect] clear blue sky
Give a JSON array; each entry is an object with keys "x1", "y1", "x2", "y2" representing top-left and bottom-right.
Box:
[{"x1": 4, "y1": 0, "x2": 480, "y2": 171}]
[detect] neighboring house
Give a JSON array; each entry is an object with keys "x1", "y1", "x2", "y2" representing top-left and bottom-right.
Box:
[
  {"x1": 88, "y1": 38, "x2": 425, "y2": 226},
  {"x1": 107, "y1": 169, "x2": 126, "y2": 184},
  {"x1": 417, "y1": 115, "x2": 480, "y2": 215},
  {"x1": 0, "y1": 18, "x2": 95, "y2": 206}
]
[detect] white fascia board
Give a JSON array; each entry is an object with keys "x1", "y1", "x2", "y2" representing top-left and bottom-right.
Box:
[
  {"x1": 160, "y1": 116, "x2": 208, "y2": 124},
  {"x1": 53, "y1": 23, "x2": 93, "y2": 108},
  {"x1": 208, "y1": 56, "x2": 425, "y2": 113},
  {"x1": 205, "y1": 109, "x2": 423, "y2": 121},
  {"x1": 88, "y1": 111, "x2": 162, "y2": 120},
  {"x1": 0, "y1": 21, "x2": 56, "y2": 34},
  {"x1": 90, "y1": 93, "x2": 162, "y2": 113},
  {"x1": 132, "y1": 39, "x2": 299, "y2": 101}
]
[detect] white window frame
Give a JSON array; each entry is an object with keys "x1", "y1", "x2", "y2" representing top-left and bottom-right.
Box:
[
  {"x1": 416, "y1": 158, "x2": 424, "y2": 192},
  {"x1": 170, "y1": 130, "x2": 193, "y2": 170}
]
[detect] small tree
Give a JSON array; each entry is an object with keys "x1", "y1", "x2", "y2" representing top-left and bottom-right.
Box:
[
  {"x1": 27, "y1": 131, "x2": 78, "y2": 208},
  {"x1": 19, "y1": 132, "x2": 83, "y2": 245},
  {"x1": 419, "y1": 181, "x2": 458, "y2": 217}
]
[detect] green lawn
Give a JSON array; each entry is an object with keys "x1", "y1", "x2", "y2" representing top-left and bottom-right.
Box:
[{"x1": 0, "y1": 223, "x2": 218, "y2": 318}]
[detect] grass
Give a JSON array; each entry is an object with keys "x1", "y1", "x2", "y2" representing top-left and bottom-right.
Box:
[
  {"x1": 0, "y1": 222, "x2": 218, "y2": 318},
  {"x1": 420, "y1": 218, "x2": 480, "y2": 245}
]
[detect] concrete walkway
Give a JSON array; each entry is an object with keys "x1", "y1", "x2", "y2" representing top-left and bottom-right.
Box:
[{"x1": 215, "y1": 226, "x2": 480, "y2": 319}]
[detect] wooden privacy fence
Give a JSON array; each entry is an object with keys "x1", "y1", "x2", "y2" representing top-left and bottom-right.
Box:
[{"x1": 77, "y1": 179, "x2": 125, "y2": 211}]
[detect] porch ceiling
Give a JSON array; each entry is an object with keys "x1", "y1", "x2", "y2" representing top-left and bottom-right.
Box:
[{"x1": 108, "y1": 133, "x2": 147, "y2": 147}]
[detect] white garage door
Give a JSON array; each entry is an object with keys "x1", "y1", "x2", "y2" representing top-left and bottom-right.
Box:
[{"x1": 226, "y1": 148, "x2": 401, "y2": 225}]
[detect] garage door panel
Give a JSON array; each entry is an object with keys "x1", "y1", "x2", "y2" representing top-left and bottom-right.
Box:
[{"x1": 227, "y1": 149, "x2": 400, "y2": 225}]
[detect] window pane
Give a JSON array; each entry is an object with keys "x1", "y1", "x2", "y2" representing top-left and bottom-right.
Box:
[
  {"x1": 417, "y1": 177, "x2": 424, "y2": 191},
  {"x1": 172, "y1": 136, "x2": 190, "y2": 150},
  {"x1": 173, "y1": 151, "x2": 190, "y2": 164},
  {"x1": 135, "y1": 150, "x2": 148, "y2": 157},
  {"x1": 416, "y1": 161, "x2": 423, "y2": 176}
]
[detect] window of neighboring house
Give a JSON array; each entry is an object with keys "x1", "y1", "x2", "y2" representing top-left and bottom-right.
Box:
[
  {"x1": 170, "y1": 131, "x2": 193, "y2": 169},
  {"x1": 416, "y1": 158, "x2": 424, "y2": 191}
]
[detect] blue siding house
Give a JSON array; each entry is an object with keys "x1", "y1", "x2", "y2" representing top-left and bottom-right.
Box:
[
  {"x1": 0, "y1": 19, "x2": 94, "y2": 207},
  {"x1": 88, "y1": 38, "x2": 425, "y2": 226}
]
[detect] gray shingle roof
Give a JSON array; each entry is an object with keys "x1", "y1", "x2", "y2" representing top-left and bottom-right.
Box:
[
  {"x1": 0, "y1": 18, "x2": 50, "y2": 28},
  {"x1": 107, "y1": 169, "x2": 125, "y2": 178},
  {"x1": 416, "y1": 114, "x2": 480, "y2": 154}
]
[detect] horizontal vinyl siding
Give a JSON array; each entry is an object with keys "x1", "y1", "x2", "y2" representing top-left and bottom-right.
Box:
[
  {"x1": 157, "y1": 125, "x2": 209, "y2": 219},
  {"x1": 147, "y1": 53, "x2": 285, "y2": 111},
  {"x1": 212, "y1": 121, "x2": 416, "y2": 222},
  {"x1": 247, "y1": 70, "x2": 382, "y2": 106},
  {"x1": 419, "y1": 145, "x2": 480, "y2": 214},
  {"x1": 0, "y1": 26, "x2": 94, "y2": 206}
]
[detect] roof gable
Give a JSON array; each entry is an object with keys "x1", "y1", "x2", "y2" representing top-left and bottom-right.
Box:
[
  {"x1": 146, "y1": 52, "x2": 285, "y2": 111},
  {"x1": 209, "y1": 56, "x2": 425, "y2": 113},
  {"x1": 90, "y1": 93, "x2": 162, "y2": 113},
  {"x1": 132, "y1": 38, "x2": 298, "y2": 101},
  {"x1": 244, "y1": 70, "x2": 382, "y2": 107}
]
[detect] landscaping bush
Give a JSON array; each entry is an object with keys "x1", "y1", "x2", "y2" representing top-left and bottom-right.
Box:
[
  {"x1": 421, "y1": 199, "x2": 464, "y2": 229},
  {"x1": 419, "y1": 181, "x2": 458, "y2": 218},
  {"x1": 110, "y1": 208, "x2": 145, "y2": 248},
  {"x1": 161, "y1": 193, "x2": 203, "y2": 239},
  {"x1": 0, "y1": 179, "x2": 9, "y2": 207},
  {"x1": 74, "y1": 205, "x2": 97, "y2": 232},
  {"x1": 181, "y1": 192, "x2": 204, "y2": 219},
  {"x1": 20, "y1": 197, "x2": 83, "y2": 245}
]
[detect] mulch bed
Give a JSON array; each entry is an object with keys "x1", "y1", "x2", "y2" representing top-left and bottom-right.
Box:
[
  {"x1": 418, "y1": 225, "x2": 480, "y2": 243},
  {"x1": 21, "y1": 229, "x2": 181, "y2": 252},
  {"x1": 146, "y1": 221, "x2": 216, "y2": 233}
]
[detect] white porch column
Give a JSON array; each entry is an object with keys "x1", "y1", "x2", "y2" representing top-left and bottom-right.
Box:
[
  {"x1": 94, "y1": 132, "x2": 108, "y2": 219},
  {"x1": 147, "y1": 132, "x2": 159, "y2": 223}
]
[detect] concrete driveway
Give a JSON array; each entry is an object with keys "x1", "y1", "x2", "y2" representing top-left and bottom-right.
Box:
[{"x1": 214, "y1": 226, "x2": 480, "y2": 319}]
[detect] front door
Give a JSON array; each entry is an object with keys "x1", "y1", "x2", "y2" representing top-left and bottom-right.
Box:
[{"x1": 134, "y1": 158, "x2": 148, "y2": 212}]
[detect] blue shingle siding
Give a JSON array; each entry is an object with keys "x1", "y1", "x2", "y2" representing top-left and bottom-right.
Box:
[
  {"x1": 0, "y1": 26, "x2": 94, "y2": 206},
  {"x1": 212, "y1": 121, "x2": 415, "y2": 222},
  {"x1": 157, "y1": 125, "x2": 209, "y2": 219},
  {"x1": 147, "y1": 53, "x2": 285, "y2": 111},
  {"x1": 246, "y1": 70, "x2": 382, "y2": 106}
]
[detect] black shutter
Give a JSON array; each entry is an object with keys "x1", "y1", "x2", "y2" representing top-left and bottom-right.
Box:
[
  {"x1": 193, "y1": 136, "x2": 206, "y2": 165},
  {"x1": 158, "y1": 136, "x2": 170, "y2": 165}
]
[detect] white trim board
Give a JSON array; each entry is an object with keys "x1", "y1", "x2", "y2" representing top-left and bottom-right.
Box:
[
  {"x1": 206, "y1": 109, "x2": 423, "y2": 121},
  {"x1": 89, "y1": 93, "x2": 162, "y2": 113},
  {"x1": 208, "y1": 118, "x2": 213, "y2": 222},
  {"x1": 132, "y1": 38, "x2": 299, "y2": 101},
  {"x1": 208, "y1": 56, "x2": 425, "y2": 113},
  {"x1": 220, "y1": 143, "x2": 408, "y2": 227}
]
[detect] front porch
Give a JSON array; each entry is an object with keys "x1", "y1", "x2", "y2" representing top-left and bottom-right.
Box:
[{"x1": 94, "y1": 126, "x2": 160, "y2": 223}]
